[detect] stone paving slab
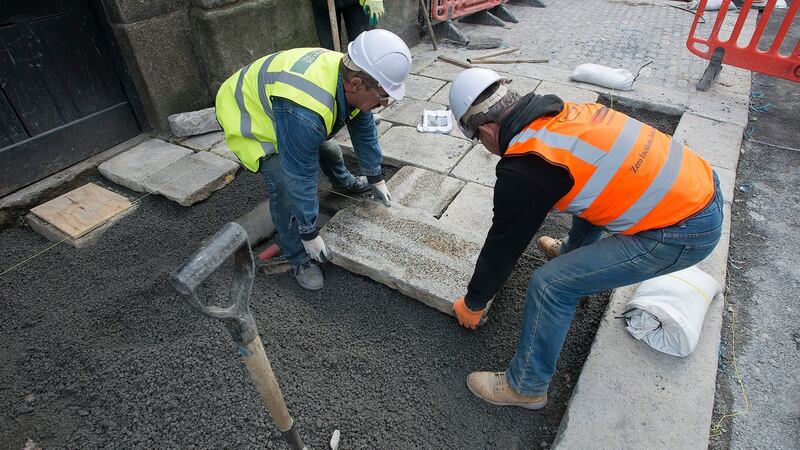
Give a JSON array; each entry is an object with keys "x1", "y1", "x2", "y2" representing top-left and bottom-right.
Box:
[
  {"x1": 26, "y1": 203, "x2": 138, "y2": 249},
  {"x1": 535, "y1": 80, "x2": 599, "y2": 103},
  {"x1": 404, "y1": 74, "x2": 448, "y2": 101},
  {"x1": 333, "y1": 121, "x2": 393, "y2": 154},
  {"x1": 386, "y1": 166, "x2": 465, "y2": 217},
  {"x1": 178, "y1": 131, "x2": 225, "y2": 151},
  {"x1": 450, "y1": 145, "x2": 499, "y2": 187},
  {"x1": 167, "y1": 107, "x2": 221, "y2": 137},
  {"x1": 143, "y1": 152, "x2": 239, "y2": 206},
  {"x1": 438, "y1": 182, "x2": 494, "y2": 243},
  {"x1": 556, "y1": 207, "x2": 732, "y2": 450},
  {"x1": 417, "y1": 60, "x2": 466, "y2": 82},
  {"x1": 674, "y1": 113, "x2": 745, "y2": 172},
  {"x1": 99, "y1": 139, "x2": 193, "y2": 192},
  {"x1": 379, "y1": 126, "x2": 473, "y2": 174},
  {"x1": 209, "y1": 140, "x2": 242, "y2": 164},
  {"x1": 320, "y1": 202, "x2": 482, "y2": 316}
]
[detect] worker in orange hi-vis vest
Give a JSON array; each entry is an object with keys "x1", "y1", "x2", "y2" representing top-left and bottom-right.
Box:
[{"x1": 447, "y1": 68, "x2": 723, "y2": 410}]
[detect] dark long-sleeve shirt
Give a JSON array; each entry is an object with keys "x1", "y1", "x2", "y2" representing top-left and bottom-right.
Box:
[{"x1": 464, "y1": 93, "x2": 574, "y2": 310}]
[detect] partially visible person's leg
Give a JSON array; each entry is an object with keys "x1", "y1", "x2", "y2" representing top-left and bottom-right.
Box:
[
  {"x1": 310, "y1": 0, "x2": 338, "y2": 50},
  {"x1": 260, "y1": 154, "x2": 310, "y2": 267},
  {"x1": 318, "y1": 140, "x2": 369, "y2": 193},
  {"x1": 340, "y1": 1, "x2": 372, "y2": 42}
]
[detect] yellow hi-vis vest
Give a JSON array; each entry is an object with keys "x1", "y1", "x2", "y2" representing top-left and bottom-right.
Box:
[{"x1": 215, "y1": 48, "x2": 345, "y2": 172}]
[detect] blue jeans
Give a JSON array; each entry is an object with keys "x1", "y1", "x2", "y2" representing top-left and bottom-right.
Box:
[
  {"x1": 260, "y1": 143, "x2": 354, "y2": 267},
  {"x1": 506, "y1": 172, "x2": 724, "y2": 396}
]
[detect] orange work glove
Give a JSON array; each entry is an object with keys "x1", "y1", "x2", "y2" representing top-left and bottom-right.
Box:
[{"x1": 453, "y1": 296, "x2": 484, "y2": 330}]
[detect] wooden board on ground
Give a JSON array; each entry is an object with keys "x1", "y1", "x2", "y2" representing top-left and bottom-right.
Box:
[{"x1": 30, "y1": 183, "x2": 132, "y2": 239}]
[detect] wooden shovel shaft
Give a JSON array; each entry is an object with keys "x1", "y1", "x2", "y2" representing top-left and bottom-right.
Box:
[
  {"x1": 470, "y1": 58, "x2": 549, "y2": 64},
  {"x1": 327, "y1": 0, "x2": 341, "y2": 52},
  {"x1": 468, "y1": 47, "x2": 519, "y2": 62},
  {"x1": 241, "y1": 337, "x2": 294, "y2": 432}
]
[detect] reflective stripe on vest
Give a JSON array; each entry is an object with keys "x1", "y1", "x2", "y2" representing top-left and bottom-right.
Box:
[
  {"x1": 216, "y1": 48, "x2": 345, "y2": 172},
  {"x1": 504, "y1": 102, "x2": 714, "y2": 235}
]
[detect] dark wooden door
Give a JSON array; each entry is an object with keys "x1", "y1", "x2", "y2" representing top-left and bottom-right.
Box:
[{"x1": 0, "y1": 0, "x2": 141, "y2": 197}]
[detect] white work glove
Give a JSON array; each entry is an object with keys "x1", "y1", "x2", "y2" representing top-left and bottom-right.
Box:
[
  {"x1": 302, "y1": 236, "x2": 331, "y2": 263},
  {"x1": 369, "y1": 180, "x2": 392, "y2": 207}
]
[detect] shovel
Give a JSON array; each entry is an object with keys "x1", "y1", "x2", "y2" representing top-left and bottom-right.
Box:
[{"x1": 170, "y1": 222, "x2": 308, "y2": 449}]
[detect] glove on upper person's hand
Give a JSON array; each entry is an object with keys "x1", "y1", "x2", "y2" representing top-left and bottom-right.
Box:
[
  {"x1": 360, "y1": 0, "x2": 384, "y2": 26},
  {"x1": 302, "y1": 236, "x2": 331, "y2": 263},
  {"x1": 453, "y1": 296, "x2": 484, "y2": 330},
  {"x1": 369, "y1": 180, "x2": 392, "y2": 207}
]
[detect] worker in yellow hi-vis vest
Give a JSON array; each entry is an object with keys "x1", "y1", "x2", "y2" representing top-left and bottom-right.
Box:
[{"x1": 215, "y1": 29, "x2": 411, "y2": 290}]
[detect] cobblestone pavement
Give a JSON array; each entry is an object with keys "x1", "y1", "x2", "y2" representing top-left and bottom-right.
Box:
[{"x1": 428, "y1": 0, "x2": 756, "y2": 93}]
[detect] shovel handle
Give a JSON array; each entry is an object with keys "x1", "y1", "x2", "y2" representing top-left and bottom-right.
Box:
[{"x1": 170, "y1": 222, "x2": 257, "y2": 345}]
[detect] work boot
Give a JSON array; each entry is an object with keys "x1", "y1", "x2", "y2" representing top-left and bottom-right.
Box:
[
  {"x1": 466, "y1": 371, "x2": 547, "y2": 410},
  {"x1": 537, "y1": 236, "x2": 562, "y2": 259},
  {"x1": 293, "y1": 261, "x2": 323, "y2": 291},
  {"x1": 335, "y1": 175, "x2": 371, "y2": 194}
]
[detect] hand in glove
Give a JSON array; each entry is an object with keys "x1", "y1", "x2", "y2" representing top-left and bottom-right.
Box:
[
  {"x1": 302, "y1": 236, "x2": 331, "y2": 263},
  {"x1": 453, "y1": 296, "x2": 485, "y2": 330},
  {"x1": 359, "y1": 0, "x2": 384, "y2": 26},
  {"x1": 369, "y1": 180, "x2": 392, "y2": 207}
]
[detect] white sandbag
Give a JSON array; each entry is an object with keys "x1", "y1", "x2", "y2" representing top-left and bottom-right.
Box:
[
  {"x1": 570, "y1": 63, "x2": 635, "y2": 91},
  {"x1": 623, "y1": 266, "x2": 722, "y2": 357},
  {"x1": 687, "y1": 0, "x2": 724, "y2": 10}
]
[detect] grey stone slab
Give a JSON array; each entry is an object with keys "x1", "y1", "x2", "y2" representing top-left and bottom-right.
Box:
[
  {"x1": 386, "y1": 166, "x2": 465, "y2": 217},
  {"x1": 105, "y1": 0, "x2": 186, "y2": 25},
  {"x1": 417, "y1": 60, "x2": 469, "y2": 82},
  {"x1": 143, "y1": 152, "x2": 239, "y2": 206},
  {"x1": 439, "y1": 183, "x2": 494, "y2": 243},
  {"x1": 686, "y1": 88, "x2": 750, "y2": 128},
  {"x1": 429, "y1": 82, "x2": 451, "y2": 105},
  {"x1": 99, "y1": 139, "x2": 193, "y2": 192},
  {"x1": 209, "y1": 140, "x2": 243, "y2": 165},
  {"x1": 379, "y1": 126, "x2": 473, "y2": 174},
  {"x1": 333, "y1": 121, "x2": 393, "y2": 155},
  {"x1": 555, "y1": 211, "x2": 733, "y2": 450},
  {"x1": 450, "y1": 145, "x2": 500, "y2": 187},
  {"x1": 404, "y1": 74, "x2": 448, "y2": 101},
  {"x1": 505, "y1": 75, "x2": 543, "y2": 97},
  {"x1": 168, "y1": 108, "x2": 221, "y2": 138},
  {"x1": 26, "y1": 204, "x2": 137, "y2": 249},
  {"x1": 320, "y1": 202, "x2": 482, "y2": 316},
  {"x1": 673, "y1": 113, "x2": 744, "y2": 171},
  {"x1": 714, "y1": 166, "x2": 736, "y2": 205},
  {"x1": 535, "y1": 80, "x2": 598, "y2": 103},
  {"x1": 410, "y1": 56, "x2": 436, "y2": 74},
  {"x1": 178, "y1": 131, "x2": 225, "y2": 151}
]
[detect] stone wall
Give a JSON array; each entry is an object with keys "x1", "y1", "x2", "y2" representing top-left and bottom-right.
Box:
[{"x1": 105, "y1": 0, "x2": 420, "y2": 132}]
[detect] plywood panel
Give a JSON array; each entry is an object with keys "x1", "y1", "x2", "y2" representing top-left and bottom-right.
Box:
[{"x1": 30, "y1": 183, "x2": 131, "y2": 239}]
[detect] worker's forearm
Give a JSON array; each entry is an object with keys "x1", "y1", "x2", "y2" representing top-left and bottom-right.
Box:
[{"x1": 347, "y1": 113, "x2": 383, "y2": 179}]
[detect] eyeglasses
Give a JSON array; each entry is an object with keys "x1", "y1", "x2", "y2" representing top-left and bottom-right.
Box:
[{"x1": 364, "y1": 81, "x2": 392, "y2": 103}]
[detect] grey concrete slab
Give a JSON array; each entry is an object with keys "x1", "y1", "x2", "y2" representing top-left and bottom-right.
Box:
[
  {"x1": 209, "y1": 140, "x2": 242, "y2": 165},
  {"x1": 99, "y1": 138, "x2": 193, "y2": 192},
  {"x1": 167, "y1": 107, "x2": 221, "y2": 137},
  {"x1": 385, "y1": 166, "x2": 465, "y2": 217},
  {"x1": 450, "y1": 145, "x2": 499, "y2": 187},
  {"x1": 555, "y1": 211, "x2": 733, "y2": 450},
  {"x1": 417, "y1": 60, "x2": 467, "y2": 82},
  {"x1": 319, "y1": 202, "x2": 482, "y2": 316},
  {"x1": 429, "y1": 82, "x2": 451, "y2": 105},
  {"x1": 535, "y1": 80, "x2": 598, "y2": 103},
  {"x1": 686, "y1": 89, "x2": 750, "y2": 129},
  {"x1": 333, "y1": 121, "x2": 393, "y2": 155},
  {"x1": 505, "y1": 75, "x2": 543, "y2": 98},
  {"x1": 143, "y1": 152, "x2": 239, "y2": 206},
  {"x1": 439, "y1": 182, "x2": 494, "y2": 243},
  {"x1": 410, "y1": 55, "x2": 435, "y2": 75},
  {"x1": 404, "y1": 74, "x2": 448, "y2": 101},
  {"x1": 714, "y1": 166, "x2": 736, "y2": 206},
  {"x1": 379, "y1": 126, "x2": 473, "y2": 174},
  {"x1": 26, "y1": 204, "x2": 138, "y2": 248},
  {"x1": 178, "y1": 131, "x2": 225, "y2": 151},
  {"x1": 673, "y1": 113, "x2": 744, "y2": 172}
]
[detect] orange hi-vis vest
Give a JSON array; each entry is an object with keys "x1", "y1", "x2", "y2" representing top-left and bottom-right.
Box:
[{"x1": 504, "y1": 102, "x2": 715, "y2": 235}]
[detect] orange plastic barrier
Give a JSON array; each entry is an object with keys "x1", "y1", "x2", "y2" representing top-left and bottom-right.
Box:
[
  {"x1": 431, "y1": 0, "x2": 503, "y2": 22},
  {"x1": 687, "y1": 0, "x2": 799, "y2": 82}
]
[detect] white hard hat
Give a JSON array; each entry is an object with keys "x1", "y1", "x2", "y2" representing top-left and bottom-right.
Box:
[
  {"x1": 347, "y1": 29, "x2": 412, "y2": 101},
  {"x1": 449, "y1": 68, "x2": 509, "y2": 139}
]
